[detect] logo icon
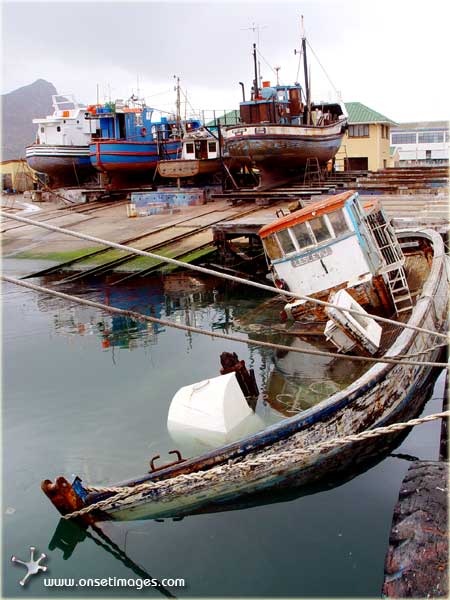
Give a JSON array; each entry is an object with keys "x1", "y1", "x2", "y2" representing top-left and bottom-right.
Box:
[{"x1": 11, "y1": 546, "x2": 48, "y2": 586}]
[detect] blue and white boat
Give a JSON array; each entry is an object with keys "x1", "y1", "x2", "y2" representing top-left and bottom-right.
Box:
[{"x1": 88, "y1": 97, "x2": 201, "y2": 188}]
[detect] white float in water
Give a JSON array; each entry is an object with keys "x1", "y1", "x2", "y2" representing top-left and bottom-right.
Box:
[{"x1": 167, "y1": 372, "x2": 261, "y2": 449}]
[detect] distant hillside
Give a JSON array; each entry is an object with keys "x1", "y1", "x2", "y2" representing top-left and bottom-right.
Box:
[{"x1": 1, "y1": 79, "x2": 57, "y2": 161}]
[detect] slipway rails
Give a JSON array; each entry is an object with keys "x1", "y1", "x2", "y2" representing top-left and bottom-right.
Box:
[{"x1": 20, "y1": 203, "x2": 280, "y2": 283}]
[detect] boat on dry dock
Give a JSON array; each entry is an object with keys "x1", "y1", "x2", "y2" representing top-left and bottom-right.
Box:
[
  {"x1": 88, "y1": 93, "x2": 202, "y2": 189},
  {"x1": 41, "y1": 188, "x2": 447, "y2": 521},
  {"x1": 25, "y1": 94, "x2": 99, "y2": 188},
  {"x1": 157, "y1": 126, "x2": 221, "y2": 183},
  {"x1": 223, "y1": 19, "x2": 348, "y2": 188}
]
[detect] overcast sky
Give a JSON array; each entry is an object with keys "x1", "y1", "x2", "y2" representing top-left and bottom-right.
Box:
[{"x1": 2, "y1": 0, "x2": 449, "y2": 123}]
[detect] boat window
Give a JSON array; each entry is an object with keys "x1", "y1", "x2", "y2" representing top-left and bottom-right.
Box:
[
  {"x1": 327, "y1": 210, "x2": 350, "y2": 237},
  {"x1": 40, "y1": 127, "x2": 44, "y2": 133},
  {"x1": 309, "y1": 216, "x2": 332, "y2": 244},
  {"x1": 56, "y1": 126, "x2": 61, "y2": 132},
  {"x1": 208, "y1": 142, "x2": 216, "y2": 153},
  {"x1": 263, "y1": 234, "x2": 282, "y2": 260},
  {"x1": 186, "y1": 143, "x2": 194, "y2": 154},
  {"x1": 290, "y1": 221, "x2": 314, "y2": 249},
  {"x1": 276, "y1": 228, "x2": 296, "y2": 255}
]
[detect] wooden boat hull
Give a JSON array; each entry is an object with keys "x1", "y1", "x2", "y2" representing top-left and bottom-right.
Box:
[
  {"x1": 157, "y1": 158, "x2": 221, "y2": 178},
  {"x1": 42, "y1": 230, "x2": 448, "y2": 521},
  {"x1": 223, "y1": 121, "x2": 346, "y2": 185}
]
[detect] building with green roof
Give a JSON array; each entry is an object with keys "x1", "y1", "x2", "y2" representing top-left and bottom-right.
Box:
[{"x1": 338, "y1": 102, "x2": 396, "y2": 171}]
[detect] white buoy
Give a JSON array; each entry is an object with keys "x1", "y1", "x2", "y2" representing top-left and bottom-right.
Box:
[{"x1": 167, "y1": 372, "x2": 258, "y2": 447}]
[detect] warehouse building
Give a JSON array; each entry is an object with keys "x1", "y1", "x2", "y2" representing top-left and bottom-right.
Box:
[{"x1": 390, "y1": 121, "x2": 449, "y2": 166}]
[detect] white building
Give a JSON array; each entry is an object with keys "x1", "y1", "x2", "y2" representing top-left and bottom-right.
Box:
[{"x1": 390, "y1": 121, "x2": 449, "y2": 166}]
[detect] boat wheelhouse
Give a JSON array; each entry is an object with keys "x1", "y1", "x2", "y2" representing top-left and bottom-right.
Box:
[
  {"x1": 157, "y1": 127, "x2": 221, "y2": 181},
  {"x1": 25, "y1": 94, "x2": 100, "y2": 188},
  {"x1": 259, "y1": 191, "x2": 413, "y2": 323}
]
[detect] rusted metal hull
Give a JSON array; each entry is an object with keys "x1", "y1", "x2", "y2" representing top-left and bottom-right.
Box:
[
  {"x1": 42, "y1": 230, "x2": 448, "y2": 521},
  {"x1": 223, "y1": 122, "x2": 346, "y2": 186},
  {"x1": 157, "y1": 158, "x2": 221, "y2": 178}
]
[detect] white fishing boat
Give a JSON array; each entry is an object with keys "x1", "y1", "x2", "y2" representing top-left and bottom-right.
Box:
[
  {"x1": 157, "y1": 126, "x2": 221, "y2": 181},
  {"x1": 25, "y1": 94, "x2": 99, "y2": 188}
]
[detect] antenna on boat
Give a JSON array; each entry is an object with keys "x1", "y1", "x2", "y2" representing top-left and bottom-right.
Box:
[
  {"x1": 252, "y1": 43, "x2": 259, "y2": 101},
  {"x1": 174, "y1": 75, "x2": 181, "y2": 134},
  {"x1": 300, "y1": 15, "x2": 311, "y2": 124},
  {"x1": 275, "y1": 66, "x2": 281, "y2": 86}
]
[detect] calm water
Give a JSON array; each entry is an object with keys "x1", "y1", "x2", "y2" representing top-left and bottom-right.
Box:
[{"x1": 2, "y1": 258, "x2": 445, "y2": 597}]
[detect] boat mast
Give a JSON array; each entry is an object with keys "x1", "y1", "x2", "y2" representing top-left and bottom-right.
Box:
[
  {"x1": 301, "y1": 15, "x2": 311, "y2": 125},
  {"x1": 253, "y1": 43, "x2": 259, "y2": 101},
  {"x1": 174, "y1": 75, "x2": 181, "y2": 134}
]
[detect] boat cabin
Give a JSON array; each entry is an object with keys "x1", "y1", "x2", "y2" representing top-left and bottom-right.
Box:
[
  {"x1": 239, "y1": 82, "x2": 345, "y2": 127},
  {"x1": 259, "y1": 190, "x2": 407, "y2": 312},
  {"x1": 33, "y1": 94, "x2": 98, "y2": 146},
  {"x1": 182, "y1": 128, "x2": 219, "y2": 161},
  {"x1": 87, "y1": 99, "x2": 201, "y2": 143}
]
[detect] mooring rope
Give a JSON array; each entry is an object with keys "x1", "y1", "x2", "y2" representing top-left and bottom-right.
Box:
[
  {"x1": 3, "y1": 275, "x2": 448, "y2": 370},
  {"x1": 1, "y1": 211, "x2": 447, "y2": 341},
  {"x1": 62, "y1": 409, "x2": 450, "y2": 520}
]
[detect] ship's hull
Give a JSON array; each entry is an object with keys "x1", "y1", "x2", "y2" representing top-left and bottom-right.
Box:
[
  {"x1": 223, "y1": 121, "x2": 346, "y2": 185},
  {"x1": 25, "y1": 145, "x2": 95, "y2": 188},
  {"x1": 157, "y1": 158, "x2": 221, "y2": 178},
  {"x1": 89, "y1": 140, "x2": 182, "y2": 173}
]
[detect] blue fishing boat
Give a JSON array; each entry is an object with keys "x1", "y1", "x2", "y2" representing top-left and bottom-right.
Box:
[{"x1": 87, "y1": 97, "x2": 201, "y2": 189}]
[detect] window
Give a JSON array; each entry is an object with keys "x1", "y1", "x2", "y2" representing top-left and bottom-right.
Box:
[
  {"x1": 185, "y1": 143, "x2": 194, "y2": 154},
  {"x1": 309, "y1": 216, "x2": 332, "y2": 244},
  {"x1": 391, "y1": 132, "x2": 416, "y2": 144},
  {"x1": 208, "y1": 141, "x2": 216, "y2": 153},
  {"x1": 56, "y1": 126, "x2": 61, "y2": 132},
  {"x1": 446, "y1": 131, "x2": 450, "y2": 143},
  {"x1": 418, "y1": 131, "x2": 444, "y2": 144},
  {"x1": 263, "y1": 234, "x2": 282, "y2": 260},
  {"x1": 426, "y1": 150, "x2": 432, "y2": 159},
  {"x1": 290, "y1": 222, "x2": 314, "y2": 249},
  {"x1": 40, "y1": 127, "x2": 44, "y2": 133},
  {"x1": 381, "y1": 125, "x2": 390, "y2": 139},
  {"x1": 327, "y1": 210, "x2": 349, "y2": 237},
  {"x1": 276, "y1": 228, "x2": 296, "y2": 254},
  {"x1": 348, "y1": 124, "x2": 369, "y2": 137}
]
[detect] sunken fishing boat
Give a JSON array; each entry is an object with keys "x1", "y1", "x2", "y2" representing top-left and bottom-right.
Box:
[
  {"x1": 25, "y1": 94, "x2": 100, "y2": 188},
  {"x1": 259, "y1": 190, "x2": 413, "y2": 326},
  {"x1": 42, "y1": 188, "x2": 448, "y2": 522},
  {"x1": 222, "y1": 18, "x2": 348, "y2": 188}
]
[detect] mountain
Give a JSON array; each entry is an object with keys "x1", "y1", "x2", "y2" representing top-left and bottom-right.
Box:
[{"x1": 1, "y1": 79, "x2": 57, "y2": 161}]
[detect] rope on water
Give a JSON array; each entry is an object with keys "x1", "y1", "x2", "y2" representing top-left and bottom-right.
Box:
[
  {"x1": 64, "y1": 409, "x2": 450, "y2": 519},
  {"x1": 1, "y1": 211, "x2": 447, "y2": 341},
  {"x1": 2, "y1": 275, "x2": 448, "y2": 370}
]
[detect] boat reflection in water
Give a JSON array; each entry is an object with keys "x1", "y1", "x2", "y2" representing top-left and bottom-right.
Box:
[{"x1": 265, "y1": 336, "x2": 370, "y2": 417}]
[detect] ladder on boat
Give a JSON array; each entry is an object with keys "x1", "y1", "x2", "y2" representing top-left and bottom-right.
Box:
[
  {"x1": 385, "y1": 267, "x2": 413, "y2": 315},
  {"x1": 365, "y1": 210, "x2": 413, "y2": 315}
]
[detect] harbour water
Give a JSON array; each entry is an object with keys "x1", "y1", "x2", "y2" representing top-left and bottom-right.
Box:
[{"x1": 2, "y1": 258, "x2": 445, "y2": 597}]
